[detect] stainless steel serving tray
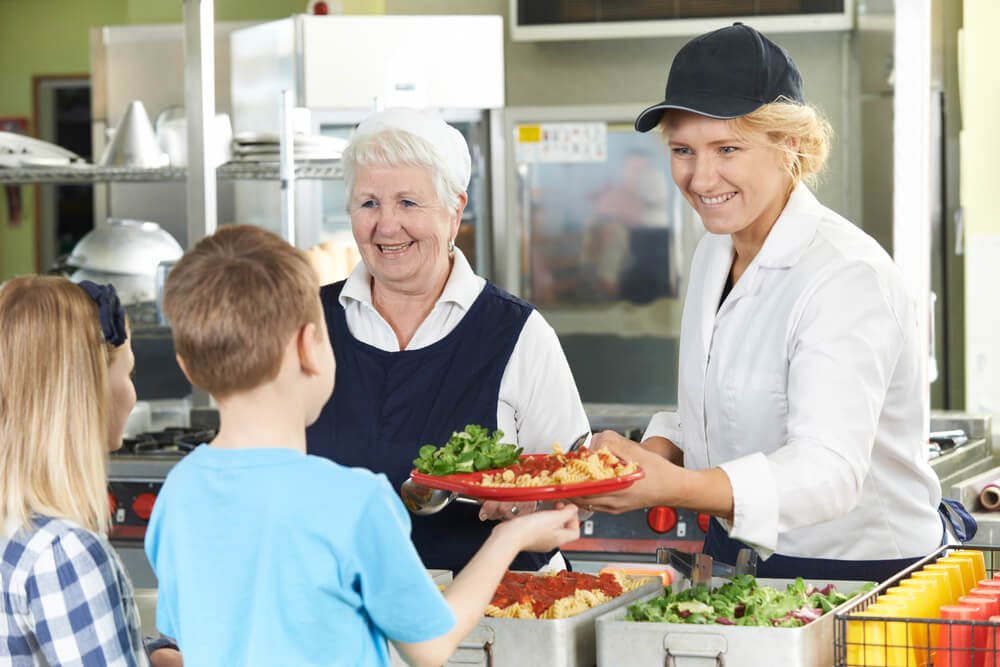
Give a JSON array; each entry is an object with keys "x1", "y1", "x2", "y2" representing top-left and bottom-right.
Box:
[
  {"x1": 428, "y1": 569, "x2": 453, "y2": 587},
  {"x1": 390, "y1": 574, "x2": 663, "y2": 667},
  {"x1": 595, "y1": 578, "x2": 871, "y2": 667},
  {"x1": 444, "y1": 576, "x2": 663, "y2": 667}
]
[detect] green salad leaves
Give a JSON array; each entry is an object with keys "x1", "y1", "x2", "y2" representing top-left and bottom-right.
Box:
[
  {"x1": 413, "y1": 424, "x2": 523, "y2": 476},
  {"x1": 625, "y1": 575, "x2": 873, "y2": 628}
]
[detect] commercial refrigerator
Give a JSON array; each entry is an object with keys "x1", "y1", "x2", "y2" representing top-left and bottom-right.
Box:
[
  {"x1": 500, "y1": 104, "x2": 701, "y2": 407},
  {"x1": 496, "y1": 106, "x2": 706, "y2": 565}
]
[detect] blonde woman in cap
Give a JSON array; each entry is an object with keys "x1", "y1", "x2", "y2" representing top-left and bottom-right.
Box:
[
  {"x1": 306, "y1": 108, "x2": 589, "y2": 573},
  {"x1": 572, "y1": 22, "x2": 973, "y2": 581}
]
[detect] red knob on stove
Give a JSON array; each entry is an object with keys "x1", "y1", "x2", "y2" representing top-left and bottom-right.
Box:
[
  {"x1": 132, "y1": 493, "x2": 157, "y2": 521},
  {"x1": 697, "y1": 513, "x2": 711, "y2": 534},
  {"x1": 108, "y1": 492, "x2": 117, "y2": 515},
  {"x1": 646, "y1": 506, "x2": 677, "y2": 534}
]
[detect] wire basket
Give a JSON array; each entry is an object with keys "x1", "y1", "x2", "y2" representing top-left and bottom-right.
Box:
[{"x1": 834, "y1": 544, "x2": 1000, "y2": 666}]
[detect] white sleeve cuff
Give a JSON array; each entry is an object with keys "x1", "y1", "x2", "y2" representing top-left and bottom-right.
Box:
[
  {"x1": 718, "y1": 453, "x2": 779, "y2": 558},
  {"x1": 643, "y1": 411, "x2": 683, "y2": 450}
]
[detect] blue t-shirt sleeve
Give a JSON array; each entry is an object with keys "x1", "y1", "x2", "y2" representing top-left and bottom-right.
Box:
[{"x1": 353, "y1": 477, "x2": 456, "y2": 643}]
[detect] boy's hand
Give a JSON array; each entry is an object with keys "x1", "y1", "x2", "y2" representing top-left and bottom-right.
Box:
[
  {"x1": 493, "y1": 503, "x2": 580, "y2": 553},
  {"x1": 150, "y1": 648, "x2": 183, "y2": 667}
]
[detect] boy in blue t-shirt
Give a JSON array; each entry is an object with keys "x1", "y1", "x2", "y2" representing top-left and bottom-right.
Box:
[{"x1": 145, "y1": 225, "x2": 580, "y2": 667}]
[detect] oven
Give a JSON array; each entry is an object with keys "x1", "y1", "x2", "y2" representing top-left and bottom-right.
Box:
[{"x1": 108, "y1": 410, "x2": 216, "y2": 590}]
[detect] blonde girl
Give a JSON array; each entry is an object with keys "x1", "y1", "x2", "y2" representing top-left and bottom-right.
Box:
[{"x1": 0, "y1": 276, "x2": 158, "y2": 666}]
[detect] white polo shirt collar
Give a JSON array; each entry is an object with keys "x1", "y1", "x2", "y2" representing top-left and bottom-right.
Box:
[{"x1": 338, "y1": 248, "x2": 483, "y2": 313}]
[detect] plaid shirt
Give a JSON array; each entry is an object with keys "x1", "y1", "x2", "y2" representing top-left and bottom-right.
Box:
[{"x1": 1, "y1": 516, "x2": 148, "y2": 666}]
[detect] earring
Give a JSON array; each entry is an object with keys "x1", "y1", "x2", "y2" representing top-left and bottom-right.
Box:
[{"x1": 447, "y1": 239, "x2": 455, "y2": 255}]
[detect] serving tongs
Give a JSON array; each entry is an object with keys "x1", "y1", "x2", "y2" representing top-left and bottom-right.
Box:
[{"x1": 656, "y1": 546, "x2": 758, "y2": 587}]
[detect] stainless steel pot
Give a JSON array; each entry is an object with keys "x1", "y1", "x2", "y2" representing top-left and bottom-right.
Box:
[{"x1": 67, "y1": 219, "x2": 183, "y2": 304}]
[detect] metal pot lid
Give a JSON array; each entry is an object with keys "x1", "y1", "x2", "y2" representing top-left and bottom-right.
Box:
[{"x1": 68, "y1": 219, "x2": 182, "y2": 276}]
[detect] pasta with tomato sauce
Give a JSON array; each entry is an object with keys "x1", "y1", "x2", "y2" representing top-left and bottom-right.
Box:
[
  {"x1": 485, "y1": 570, "x2": 651, "y2": 620},
  {"x1": 477, "y1": 446, "x2": 638, "y2": 488}
]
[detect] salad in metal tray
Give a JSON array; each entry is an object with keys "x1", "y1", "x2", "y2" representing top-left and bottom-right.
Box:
[{"x1": 625, "y1": 574, "x2": 873, "y2": 628}]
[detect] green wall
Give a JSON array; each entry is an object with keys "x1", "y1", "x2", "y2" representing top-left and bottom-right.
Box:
[
  {"x1": 0, "y1": 0, "x2": 383, "y2": 280},
  {"x1": 0, "y1": 0, "x2": 124, "y2": 279},
  {"x1": 123, "y1": 0, "x2": 385, "y2": 24}
]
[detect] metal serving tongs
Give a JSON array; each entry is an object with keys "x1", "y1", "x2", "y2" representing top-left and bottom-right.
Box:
[
  {"x1": 539, "y1": 431, "x2": 594, "y2": 520},
  {"x1": 567, "y1": 431, "x2": 592, "y2": 454},
  {"x1": 655, "y1": 546, "x2": 758, "y2": 587}
]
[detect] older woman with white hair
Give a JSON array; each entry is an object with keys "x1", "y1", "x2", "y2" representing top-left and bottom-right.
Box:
[{"x1": 306, "y1": 108, "x2": 589, "y2": 573}]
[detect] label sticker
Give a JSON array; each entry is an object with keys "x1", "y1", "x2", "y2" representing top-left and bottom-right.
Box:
[{"x1": 515, "y1": 122, "x2": 607, "y2": 163}]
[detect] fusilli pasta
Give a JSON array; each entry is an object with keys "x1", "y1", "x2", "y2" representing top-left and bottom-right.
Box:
[{"x1": 478, "y1": 445, "x2": 638, "y2": 488}]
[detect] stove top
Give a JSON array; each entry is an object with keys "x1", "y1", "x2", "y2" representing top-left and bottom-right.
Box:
[
  {"x1": 109, "y1": 426, "x2": 215, "y2": 543},
  {"x1": 110, "y1": 426, "x2": 215, "y2": 482},
  {"x1": 115, "y1": 426, "x2": 216, "y2": 458}
]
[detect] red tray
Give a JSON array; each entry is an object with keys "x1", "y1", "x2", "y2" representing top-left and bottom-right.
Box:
[{"x1": 409, "y1": 454, "x2": 644, "y2": 502}]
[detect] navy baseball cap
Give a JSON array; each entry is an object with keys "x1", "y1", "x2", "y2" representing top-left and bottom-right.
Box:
[{"x1": 635, "y1": 22, "x2": 804, "y2": 132}]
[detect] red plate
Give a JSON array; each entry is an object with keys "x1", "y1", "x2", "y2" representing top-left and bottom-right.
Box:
[{"x1": 409, "y1": 454, "x2": 644, "y2": 502}]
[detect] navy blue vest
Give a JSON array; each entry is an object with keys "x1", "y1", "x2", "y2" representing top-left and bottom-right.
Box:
[
  {"x1": 703, "y1": 498, "x2": 975, "y2": 581},
  {"x1": 704, "y1": 519, "x2": 923, "y2": 582},
  {"x1": 306, "y1": 280, "x2": 551, "y2": 573}
]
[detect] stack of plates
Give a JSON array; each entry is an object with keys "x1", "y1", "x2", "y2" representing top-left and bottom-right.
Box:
[{"x1": 230, "y1": 132, "x2": 347, "y2": 163}]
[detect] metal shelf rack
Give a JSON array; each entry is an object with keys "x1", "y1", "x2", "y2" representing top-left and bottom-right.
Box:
[
  {"x1": 220, "y1": 161, "x2": 342, "y2": 181},
  {"x1": 0, "y1": 166, "x2": 185, "y2": 184},
  {"x1": 0, "y1": 162, "x2": 342, "y2": 184}
]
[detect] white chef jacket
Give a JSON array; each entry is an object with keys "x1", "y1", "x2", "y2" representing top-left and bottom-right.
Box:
[
  {"x1": 645, "y1": 184, "x2": 942, "y2": 560},
  {"x1": 338, "y1": 248, "x2": 590, "y2": 455}
]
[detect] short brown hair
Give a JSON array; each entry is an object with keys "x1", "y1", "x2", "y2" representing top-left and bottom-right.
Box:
[{"x1": 163, "y1": 225, "x2": 323, "y2": 399}]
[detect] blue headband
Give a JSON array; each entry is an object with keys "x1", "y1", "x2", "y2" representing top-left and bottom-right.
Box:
[{"x1": 77, "y1": 280, "x2": 128, "y2": 347}]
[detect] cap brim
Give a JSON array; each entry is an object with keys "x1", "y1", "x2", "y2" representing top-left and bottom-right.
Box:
[{"x1": 634, "y1": 96, "x2": 764, "y2": 132}]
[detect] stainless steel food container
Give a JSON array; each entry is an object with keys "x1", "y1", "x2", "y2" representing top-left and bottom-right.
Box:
[
  {"x1": 429, "y1": 569, "x2": 453, "y2": 587},
  {"x1": 389, "y1": 575, "x2": 662, "y2": 667},
  {"x1": 444, "y1": 576, "x2": 662, "y2": 667},
  {"x1": 595, "y1": 578, "x2": 870, "y2": 667}
]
